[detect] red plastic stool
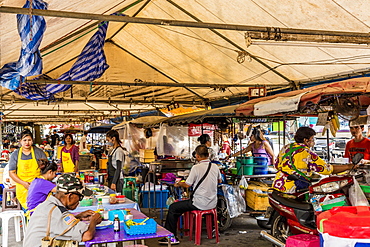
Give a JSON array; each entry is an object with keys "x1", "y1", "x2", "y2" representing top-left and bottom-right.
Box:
[
  {"x1": 189, "y1": 208, "x2": 219, "y2": 245},
  {"x1": 177, "y1": 211, "x2": 190, "y2": 237}
]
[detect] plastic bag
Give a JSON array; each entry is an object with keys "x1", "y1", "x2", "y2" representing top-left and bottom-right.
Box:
[
  {"x1": 239, "y1": 176, "x2": 248, "y2": 190},
  {"x1": 221, "y1": 184, "x2": 245, "y2": 218},
  {"x1": 349, "y1": 178, "x2": 369, "y2": 206}
]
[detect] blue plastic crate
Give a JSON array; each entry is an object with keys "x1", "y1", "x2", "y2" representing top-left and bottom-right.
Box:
[
  {"x1": 141, "y1": 190, "x2": 169, "y2": 208},
  {"x1": 123, "y1": 218, "x2": 157, "y2": 235}
]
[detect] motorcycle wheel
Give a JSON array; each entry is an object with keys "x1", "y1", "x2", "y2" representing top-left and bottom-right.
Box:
[
  {"x1": 217, "y1": 195, "x2": 232, "y2": 232},
  {"x1": 257, "y1": 219, "x2": 271, "y2": 230},
  {"x1": 271, "y1": 215, "x2": 291, "y2": 245}
]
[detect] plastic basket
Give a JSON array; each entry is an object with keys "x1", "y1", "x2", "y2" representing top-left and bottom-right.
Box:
[{"x1": 123, "y1": 218, "x2": 157, "y2": 235}]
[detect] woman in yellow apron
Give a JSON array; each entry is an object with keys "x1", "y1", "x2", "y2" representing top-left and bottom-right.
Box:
[
  {"x1": 60, "y1": 133, "x2": 79, "y2": 173},
  {"x1": 9, "y1": 130, "x2": 47, "y2": 209}
]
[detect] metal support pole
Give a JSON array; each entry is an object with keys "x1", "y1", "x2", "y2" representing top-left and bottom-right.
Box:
[
  {"x1": 326, "y1": 128, "x2": 330, "y2": 162},
  {"x1": 27, "y1": 79, "x2": 284, "y2": 88},
  {"x1": 2, "y1": 6, "x2": 370, "y2": 44}
]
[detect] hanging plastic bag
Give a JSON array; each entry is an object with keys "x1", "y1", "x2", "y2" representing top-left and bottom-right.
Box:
[
  {"x1": 238, "y1": 176, "x2": 248, "y2": 197},
  {"x1": 234, "y1": 185, "x2": 247, "y2": 213},
  {"x1": 221, "y1": 184, "x2": 243, "y2": 218},
  {"x1": 349, "y1": 177, "x2": 369, "y2": 206}
]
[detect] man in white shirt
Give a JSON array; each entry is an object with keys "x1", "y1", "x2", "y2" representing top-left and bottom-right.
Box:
[
  {"x1": 159, "y1": 145, "x2": 221, "y2": 245},
  {"x1": 79, "y1": 131, "x2": 88, "y2": 151}
]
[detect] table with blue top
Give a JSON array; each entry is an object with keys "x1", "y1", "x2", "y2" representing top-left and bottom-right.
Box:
[{"x1": 82, "y1": 208, "x2": 173, "y2": 247}]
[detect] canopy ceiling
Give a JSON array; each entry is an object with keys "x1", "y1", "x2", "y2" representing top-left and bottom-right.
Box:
[{"x1": 1, "y1": 0, "x2": 370, "y2": 123}]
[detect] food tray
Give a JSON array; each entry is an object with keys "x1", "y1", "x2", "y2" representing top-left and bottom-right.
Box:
[{"x1": 123, "y1": 218, "x2": 157, "y2": 235}]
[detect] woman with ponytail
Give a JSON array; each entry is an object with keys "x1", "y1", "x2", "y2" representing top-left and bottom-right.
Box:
[{"x1": 27, "y1": 160, "x2": 57, "y2": 214}]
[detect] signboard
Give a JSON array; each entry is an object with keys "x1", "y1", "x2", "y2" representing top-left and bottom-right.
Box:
[{"x1": 188, "y1": 123, "x2": 216, "y2": 137}]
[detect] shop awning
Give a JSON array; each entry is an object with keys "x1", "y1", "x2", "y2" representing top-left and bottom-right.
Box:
[
  {"x1": 145, "y1": 104, "x2": 238, "y2": 127},
  {"x1": 236, "y1": 77, "x2": 370, "y2": 117}
]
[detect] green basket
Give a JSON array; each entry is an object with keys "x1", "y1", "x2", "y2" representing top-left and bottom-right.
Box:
[
  {"x1": 230, "y1": 168, "x2": 237, "y2": 175},
  {"x1": 360, "y1": 185, "x2": 370, "y2": 193},
  {"x1": 80, "y1": 198, "x2": 93, "y2": 207}
]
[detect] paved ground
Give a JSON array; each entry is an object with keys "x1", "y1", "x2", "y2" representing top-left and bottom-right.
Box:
[
  {"x1": 2, "y1": 210, "x2": 271, "y2": 247},
  {"x1": 143, "y1": 209, "x2": 271, "y2": 247}
]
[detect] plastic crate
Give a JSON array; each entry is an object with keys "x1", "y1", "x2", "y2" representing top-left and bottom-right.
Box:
[
  {"x1": 123, "y1": 218, "x2": 157, "y2": 235},
  {"x1": 141, "y1": 190, "x2": 169, "y2": 208}
]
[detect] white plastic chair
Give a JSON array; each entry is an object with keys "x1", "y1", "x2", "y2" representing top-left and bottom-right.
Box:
[{"x1": 0, "y1": 210, "x2": 26, "y2": 247}]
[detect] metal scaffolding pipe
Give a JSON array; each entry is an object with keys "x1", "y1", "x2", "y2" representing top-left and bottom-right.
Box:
[
  {"x1": 1, "y1": 6, "x2": 370, "y2": 44},
  {"x1": 6, "y1": 98, "x2": 203, "y2": 105},
  {"x1": 27, "y1": 79, "x2": 285, "y2": 88}
]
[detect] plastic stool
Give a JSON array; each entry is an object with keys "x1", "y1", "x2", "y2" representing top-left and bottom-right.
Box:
[
  {"x1": 189, "y1": 208, "x2": 219, "y2": 245},
  {"x1": 0, "y1": 210, "x2": 26, "y2": 247},
  {"x1": 286, "y1": 234, "x2": 320, "y2": 247},
  {"x1": 177, "y1": 211, "x2": 190, "y2": 237}
]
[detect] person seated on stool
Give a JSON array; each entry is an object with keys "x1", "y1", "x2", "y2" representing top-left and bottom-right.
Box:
[
  {"x1": 23, "y1": 174, "x2": 102, "y2": 247},
  {"x1": 158, "y1": 144, "x2": 221, "y2": 245}
]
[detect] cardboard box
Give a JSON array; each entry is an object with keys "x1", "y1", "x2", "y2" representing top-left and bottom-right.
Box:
[
  {"x1": 245, "y1": 181, "x2": 270, "y2": 211},
  {"x1": 139, "y1": 149, "x2": 155, "y2": 163}
]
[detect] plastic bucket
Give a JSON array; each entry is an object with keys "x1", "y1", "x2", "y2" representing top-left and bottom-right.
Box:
[
  {"x1": 242, "y1": 165, "x2": 254, "y2": 175},
  {"x1": 236, "y1": 160, "x2": 242, "y2": 175},
  {"x1": 254, "y1": 165, "x2": 268, "y2": 175},
  {"x1": 244, "y1": 156, "x2": 254, "y2": 165},
  {"x1": 254, "y1": 156, "x2": 269, "y2": 166}
]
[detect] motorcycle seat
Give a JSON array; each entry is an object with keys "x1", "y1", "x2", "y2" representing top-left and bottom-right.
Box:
[{"x1": 271, "y1": 190, "x2": 312, "y2": 211}]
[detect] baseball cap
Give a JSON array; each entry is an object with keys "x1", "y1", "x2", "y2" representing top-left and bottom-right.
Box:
[{"x1": 57, "y1": 174, "x2": 93, "y2": 196}]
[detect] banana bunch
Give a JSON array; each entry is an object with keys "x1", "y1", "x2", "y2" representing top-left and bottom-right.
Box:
[{"x1": 329, "y1": 114, "x2": 340, "y2": 137}]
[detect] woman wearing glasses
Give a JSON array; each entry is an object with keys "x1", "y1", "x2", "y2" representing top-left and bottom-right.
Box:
[{"x1": 273, "y1": 127, "x2": 355, "y2": 194}]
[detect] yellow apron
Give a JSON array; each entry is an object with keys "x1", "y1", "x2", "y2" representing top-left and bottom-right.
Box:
[
  {"x1": 62, "y1": 150, "x2": 75, "y2": 173},
  {"x1": 16, "y1": 147, "x2": 40, "y2": 209}
]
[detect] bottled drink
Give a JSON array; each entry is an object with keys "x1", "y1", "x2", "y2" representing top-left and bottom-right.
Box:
[
  {"x1": 97, "y1": 198, "x2": 105, "y2": 219},
  {"x1": 6, "y1": 192, "x2": 12, "y2": 206},
  {"x1": 93, "y1": 172, "x2": 99, "y2": 184},
  {"x1": 80, "y1": 173, "x2": 85, "y2": 183},
  {"x1": 114, "y1": 214, "x2": 120, "y2": 232},
  {"x1": 89, "y1": 172, "x2": 94, "y2": 183}
]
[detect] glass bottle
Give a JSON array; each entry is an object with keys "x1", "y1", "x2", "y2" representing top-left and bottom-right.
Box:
[
  {"x1": 114, "y1": 214, "x2": 120, "y2": 232},
  {"x1": 97, "y1": 198, "x2": 105, "y2": 219}
]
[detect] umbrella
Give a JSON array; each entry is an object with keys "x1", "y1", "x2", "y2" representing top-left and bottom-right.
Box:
[
  {"x1": 59, "y1": 127, "x2": 83, "y2": 134},
  {"x1": 88, "y1": 124, "x2": 115, "y2": 133}
]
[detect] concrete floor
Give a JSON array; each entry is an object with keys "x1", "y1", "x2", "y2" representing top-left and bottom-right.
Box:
[
  {"x1": 143, "y1": 209, "x2": 271, "y2": 247},
  {"x1": 2, "y1": 210, "x2": 271, "y2": 247}
]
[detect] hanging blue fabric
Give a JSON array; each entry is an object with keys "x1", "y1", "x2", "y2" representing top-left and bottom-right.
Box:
[
  {"x1": 45, "y1": 20, "x2": 110, "y2": 95},
  {"x1": 0, "y1": 0, "x2": 47, "y2": 90},
  {"x1": 14, "y1": 75, "x2": 53, "y2": 101}
]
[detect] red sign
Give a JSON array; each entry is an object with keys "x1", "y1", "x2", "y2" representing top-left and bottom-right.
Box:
[{"x1": 188, "y1": 124, "x2": 216, "y2": 137}]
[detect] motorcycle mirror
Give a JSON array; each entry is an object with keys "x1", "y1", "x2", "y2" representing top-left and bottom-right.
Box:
[
  {"x1": 287, "y1": 174, "x2": 299, "y2": 181},
  {"x1": 352, "y1": 153, "x2": 364, "y2": 165}
]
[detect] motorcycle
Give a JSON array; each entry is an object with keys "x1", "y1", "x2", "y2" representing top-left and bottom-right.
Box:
[
  {"x1": 216, "y1": 162, "x2": 233, "y2": 232},
  {"x1": 260, "y1": 153, "x2": 364, "y2": 246}
]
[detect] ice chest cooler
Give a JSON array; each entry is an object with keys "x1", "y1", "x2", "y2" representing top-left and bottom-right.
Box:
[{"x1": 317, "y1": 206, "x2": 370, "y2": 247}]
